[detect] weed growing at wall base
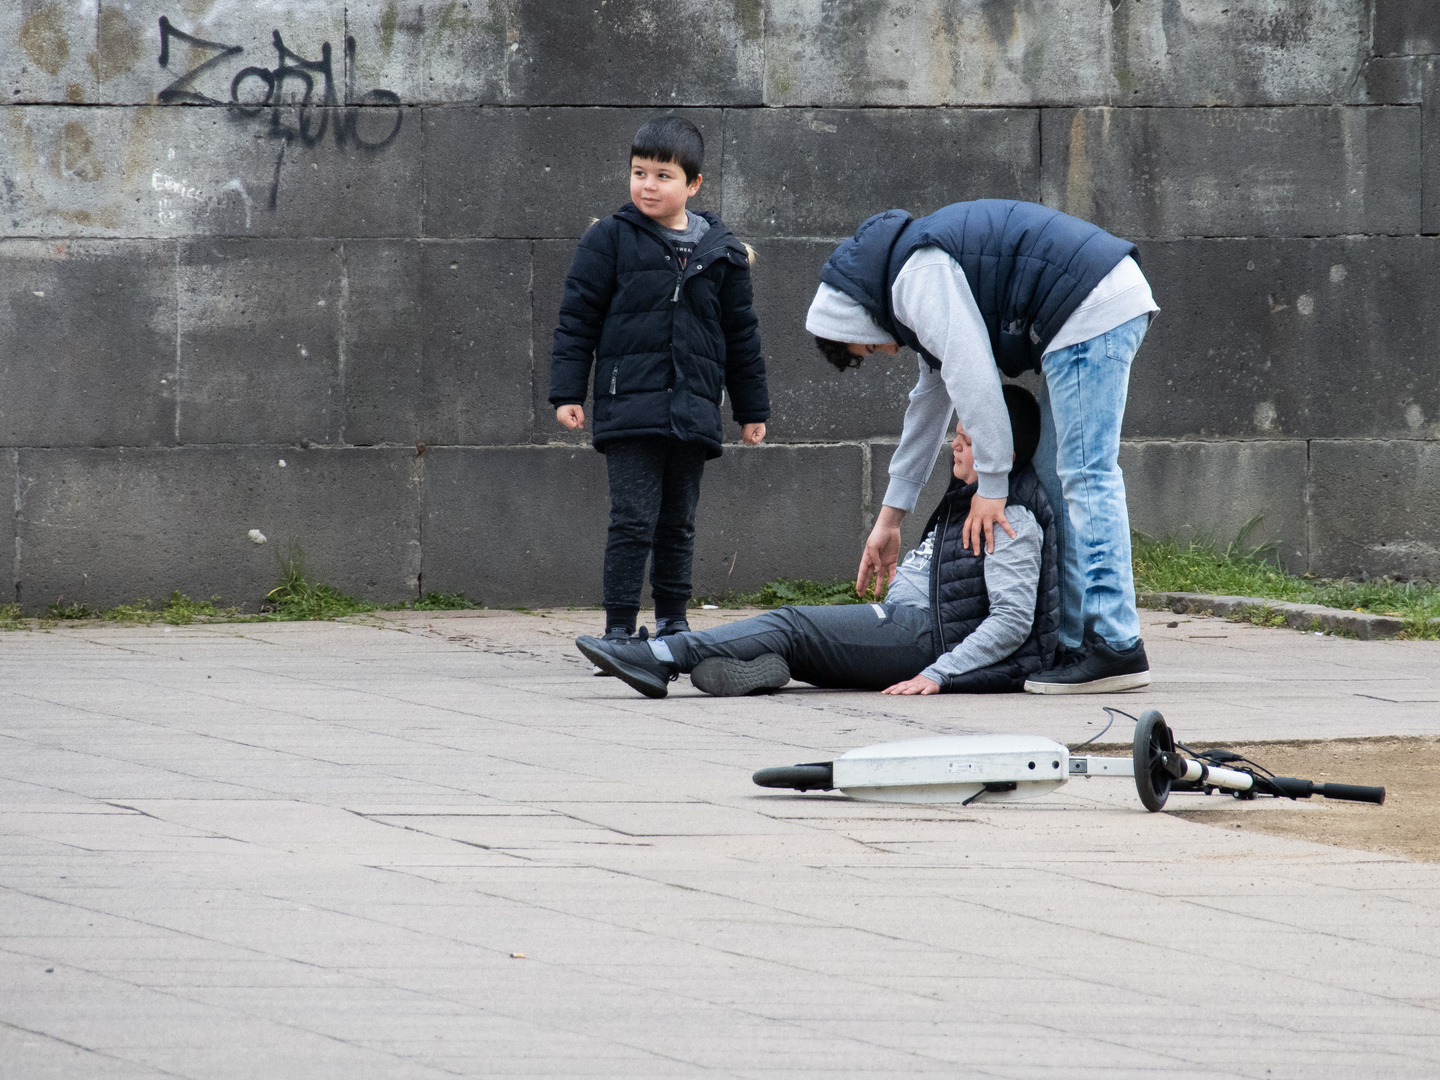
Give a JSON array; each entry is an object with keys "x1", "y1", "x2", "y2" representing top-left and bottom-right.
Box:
[
  {"x1": 414, "y1": 592, "x2": 477, "y2": 611},
  {"x1": 261, "y1": 545, "x2": 376, "y2": 620},
  {"x1": 694, "y1": 578, "x2": 873, "y2": 609},
  {"x1": 1133, "y1": 527, "x2": 1440, "y2": 640}
]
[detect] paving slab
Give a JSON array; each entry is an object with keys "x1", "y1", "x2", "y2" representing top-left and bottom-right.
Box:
[{"x1": 2, "y1": 608, "x2": 1439, "y2": 1078}]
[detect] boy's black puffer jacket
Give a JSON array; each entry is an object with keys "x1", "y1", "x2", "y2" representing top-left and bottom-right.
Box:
[{"x1": 549, "y1": 204, "x2": 770, "y2": 459}]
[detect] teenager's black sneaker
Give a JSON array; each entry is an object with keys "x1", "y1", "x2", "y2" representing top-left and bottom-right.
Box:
[
  {"x1": 689, "y1": 654, "x2": 791, "y2": 697},
  {"x1": 655, "y1": 618, "x2": 691, "y2": 637},
  {"x1": 576, "y1": 635, "x2": 677, "y2": 698},
  {"x1": 1024, "y1": 638, "x2": 1150, "y2": 695},
  {"x1": 1050, "y1": 642, "x2": 1085, "y2": 670}
]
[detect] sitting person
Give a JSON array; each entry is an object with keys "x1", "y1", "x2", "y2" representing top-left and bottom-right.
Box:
[{"x1": 576, "y1": 384, "x2": 1058, "y2": 699}]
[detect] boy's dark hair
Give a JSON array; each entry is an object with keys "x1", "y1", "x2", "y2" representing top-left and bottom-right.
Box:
[
  {"x1": 631, "y1": 116, "x2": 704, "y2": 183},
  {"x1": 815, "y1": 336, "x2": 859, "y2": 372},
  {"x1": 1003, "y1": 384, "x2": 1042, "y2": 468}
]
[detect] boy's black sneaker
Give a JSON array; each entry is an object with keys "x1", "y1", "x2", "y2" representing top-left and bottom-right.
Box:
[
  {"x1": 1024, "y1": 637, "x2": 1150, "y2": 695},
  {"x1": 690, "y1": 654, "x2": 791, "y2": 697},
  {"x1": 593, "y1": 626, "x2": 647, "y2": 676},
  {"x1": 576, "y1": 635, "x2": 677, "y2": 698},
  {"x1": 655, "y1": 618, "x2": 690, "y2": 637}
]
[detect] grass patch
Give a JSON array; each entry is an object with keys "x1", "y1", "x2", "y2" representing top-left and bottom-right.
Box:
[
  {"x1": 260, "y1": 544, "x2": 376, "y2": 620},
  {"x1": 45, "y1": 601, "x2": 94, "y2": 620},
  {"x1": 104, "y1": 593, "x2": 245, "y2": 625},
  {"x1": 695, "y1": 577, "x2": 875, "y2": 609},
  {"x1": 414, "y1": 591, "x2": 478, "y2": 611},
  {"x1": 1134, "y1": 520, "x2": 1440, "y2": 639}
]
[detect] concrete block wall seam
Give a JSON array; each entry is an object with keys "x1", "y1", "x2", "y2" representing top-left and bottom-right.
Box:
[
  {"x1": 4, "y1": 447, "x2": 16, "y2": 605},
  {"x1": 1423, "y1": 58, "x2": 1438, "y2": 234}
]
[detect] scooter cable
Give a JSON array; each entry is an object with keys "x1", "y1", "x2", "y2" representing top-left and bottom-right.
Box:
[{"x1": 1071, "y1": 706, "x2": 1140, "y2": 750}]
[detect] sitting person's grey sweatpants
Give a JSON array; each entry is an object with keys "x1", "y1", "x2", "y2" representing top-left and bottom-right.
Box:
[{"x1": 665, "y1": 603, "x2": 936, "y2": 690}]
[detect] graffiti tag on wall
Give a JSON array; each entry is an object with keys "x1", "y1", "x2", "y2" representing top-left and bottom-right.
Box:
[{"x1": 155, "y1": 16, "x2": 403, "y2": 213}]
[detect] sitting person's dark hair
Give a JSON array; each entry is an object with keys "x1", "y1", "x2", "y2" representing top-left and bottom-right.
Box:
[
  {"x1": 630, "y1": 116, "x2": 704, "y2": 182},
  {"x1": 815, "y1": 336, "x2": 857, "y2": 372},
  {"x1": 1002, "y1": 384, "x2": 1042, "y2": 468}
]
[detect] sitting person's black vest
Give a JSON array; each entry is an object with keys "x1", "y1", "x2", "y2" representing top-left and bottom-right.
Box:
[{"x1": 916, "y1": 462, "x2": 1060, "y2": 692}]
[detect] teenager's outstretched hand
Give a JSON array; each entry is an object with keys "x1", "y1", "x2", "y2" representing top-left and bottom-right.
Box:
[
  {"x1": 556, "y1": 405, "x2": 585, "y2": 430},
  {"x1": 882, "y1": 675, "x2": 940, "y2": 696},
  {"x1": 741, "y1": 423, "x2": 766, "y2": 445},
  {"x1": 857, "y1": 507, "x2": 905, "y2": 598},
  {"x1": 962, "y1": 495, "x2": 1015, "y2": 555}
]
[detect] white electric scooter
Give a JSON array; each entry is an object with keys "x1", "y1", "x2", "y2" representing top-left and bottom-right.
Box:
[{"x1": 752, "y1": 709, "x2": 1385, "y2": 811}]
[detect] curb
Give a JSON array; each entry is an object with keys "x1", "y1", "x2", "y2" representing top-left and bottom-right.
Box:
[{"x1": 1138, "y1": 591, "x2": 1440, "y2": 641}]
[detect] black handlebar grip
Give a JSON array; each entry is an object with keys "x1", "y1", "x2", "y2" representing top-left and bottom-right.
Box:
[
  {"x1": 753, "y1": 763, "x2": 834, "y2": 791},
  {"x1": 1267, "y1": 777, "x2": 1315, "y2": 799},
  {"x1": 1313, "y1": 782, "x2": 1386, "y2": 805}
]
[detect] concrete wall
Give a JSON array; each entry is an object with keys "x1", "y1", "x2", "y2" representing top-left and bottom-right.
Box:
[{"x1": 1, "y1": 1, "x2": 1436, "y2": 610}]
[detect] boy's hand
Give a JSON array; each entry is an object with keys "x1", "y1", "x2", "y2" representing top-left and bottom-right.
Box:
[
  {"x1": 881, "y1": 675, "x2": 940, "y2": 696},
  {"x1": 556, "y1": 405, "x2": 585, "y2": 430},
  {"x1": 741, "y1": 423, "x2": 766, "y2": 445},
  {"x1": 856, "y1": 506, "x2": 905, "y2": 597},
  {"x1": 962, "y1": 495, "x2": 1015, "y2": 555}
]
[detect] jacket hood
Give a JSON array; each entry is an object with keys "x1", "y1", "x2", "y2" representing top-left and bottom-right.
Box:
[
  {"x1": 614, "y1": 203, "x2": 749, "y2": 265},
  {"x1": 818, "y1": 209, "x2": 915, "y2": 334}
]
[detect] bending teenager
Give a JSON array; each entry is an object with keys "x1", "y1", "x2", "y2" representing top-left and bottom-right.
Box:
[
  {"x1": 807, "y1": 200, "x2": 1157, "y2": 693},
  {"x1": 575, "y1": 385, "x2": 1057, "y2": 700}
]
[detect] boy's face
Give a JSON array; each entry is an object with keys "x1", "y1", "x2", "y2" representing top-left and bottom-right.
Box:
[
  {"x1": 630, "y1": 156, "x2": 701, "y2": 228},
  {"x1": 950, "y1": 421, "x2": 977, "y2": 483},
  {"x1": 846, "y1": 341, "x2": 900, "y2": 358}
]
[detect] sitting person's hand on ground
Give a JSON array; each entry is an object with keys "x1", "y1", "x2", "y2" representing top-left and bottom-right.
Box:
[{"x1": 881, "y1": 675, "x2": 940, "y2": 696}]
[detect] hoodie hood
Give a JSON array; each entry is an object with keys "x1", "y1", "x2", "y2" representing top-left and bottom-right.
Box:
[
  {"x1": 817, "y1": 209, "x2": 914, "y2": 337},
  {"x1": 804, "y1": 283, "x2": 895, "y2": 344}
]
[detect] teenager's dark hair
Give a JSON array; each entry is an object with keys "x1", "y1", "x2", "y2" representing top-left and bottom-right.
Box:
[
  {"x1": 1003, "y1": 384, "x2": 1042, "y2": 468},
  {"x1": 814, "y1": 336, "x2": 857, "y2": 372},
  {"x1": 631, "y1": 116, "x2": 704, "y2": 183}
]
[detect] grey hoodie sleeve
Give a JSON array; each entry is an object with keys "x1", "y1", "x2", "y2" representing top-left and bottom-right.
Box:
[
  {"x1": 920, "y1": 505, "x2": 1042, "y2": 687},
  {"x1": 882, "y1": 360, "x2": 954, "y2": 512},
  {"x1": 890, "y1": 248, "x2": 1013, "y2": 500}
]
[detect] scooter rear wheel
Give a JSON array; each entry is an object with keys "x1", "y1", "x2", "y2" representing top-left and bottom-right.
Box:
[{"x1": 1133, "y1": 709, "x2": 1175, "y2": 812}]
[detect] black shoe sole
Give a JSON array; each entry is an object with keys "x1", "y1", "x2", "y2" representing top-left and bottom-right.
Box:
[
  {"x1": 576, "y1": 637, "x2": 670, "y2": 698},
  {"x1": 1023, "y1": 670, "x2": 1151, "y2": 695},
  {"x1": 689, "y1": 654, "x2": 791, "y2": 697}
]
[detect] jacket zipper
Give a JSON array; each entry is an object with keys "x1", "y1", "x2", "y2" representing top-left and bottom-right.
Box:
[
  {"x1": 609, "y1": 367, "x2": 617, "y2": 395},
  {"x1": 672, "y1": 271, "x2": 682, "y2": 303},
  {"x1": 931, "y1": 504, "x2": 952, "y2": 651}
]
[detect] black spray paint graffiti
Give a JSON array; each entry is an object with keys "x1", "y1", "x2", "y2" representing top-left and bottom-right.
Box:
[{"x1": 157, "y1": 17, "x2": 403, "y2": 210}]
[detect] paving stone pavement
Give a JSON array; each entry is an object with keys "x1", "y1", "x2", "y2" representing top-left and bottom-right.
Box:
[{"x1": 2, "y1": 607, "x2": 1439, "y2": 1079}]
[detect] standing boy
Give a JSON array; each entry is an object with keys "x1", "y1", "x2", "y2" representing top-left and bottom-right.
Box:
[{"x1": 550, "y1": 116, "x2": 770, "y2": 642}]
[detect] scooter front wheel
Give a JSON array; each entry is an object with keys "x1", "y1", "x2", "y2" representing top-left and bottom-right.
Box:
[{"x1": 1133, "y1": 709, "x2": 1175, "y2": 812}]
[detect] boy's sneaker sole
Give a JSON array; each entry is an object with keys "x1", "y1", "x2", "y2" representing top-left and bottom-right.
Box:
[
  {"x1": 1023, "y1": 670, "x2": 1151, "y2": 695},
  {"x1": 690, "y1": 654, "x2": 791, "y2": 697}
]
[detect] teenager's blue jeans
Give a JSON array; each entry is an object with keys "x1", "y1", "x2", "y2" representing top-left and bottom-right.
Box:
[{"x1": 1032, "y1": 314, "x2": 1150, "y2": 651}]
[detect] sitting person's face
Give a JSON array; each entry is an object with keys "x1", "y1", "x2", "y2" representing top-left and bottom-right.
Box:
[{"x1": 950, "y1": 422, "x2": 977, "y2": 483}]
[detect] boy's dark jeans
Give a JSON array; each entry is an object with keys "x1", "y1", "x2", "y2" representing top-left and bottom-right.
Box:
[
  {"x1": 604, "y1": 437, "x2": 707, "y2": 632},
  {"x1": 667, "y1": 603, "x2": 937, "y2": 690}
]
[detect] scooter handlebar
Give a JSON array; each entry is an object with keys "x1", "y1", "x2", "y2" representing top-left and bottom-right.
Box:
[
  {"x1": 1267, "y1": 776, "x2": 1386, "y2": 805},
  {"x1": 1314, "y1": 782, "x2": 1386, "y2": 805}
]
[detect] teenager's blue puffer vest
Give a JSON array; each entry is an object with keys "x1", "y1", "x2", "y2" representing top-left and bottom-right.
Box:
[
  {"x1": 918, "y1": 463, "x2": 1059, "y2": 692},
  {"x1": 819, "y1": 200, "x2": 1137, "y2": 376}
]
